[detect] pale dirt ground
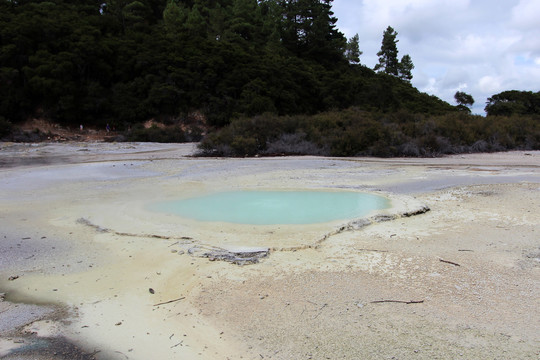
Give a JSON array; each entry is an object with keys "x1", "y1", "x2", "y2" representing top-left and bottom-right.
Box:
[{"x1": 0, "y1": 142, "x2": 539, "y2": 359}]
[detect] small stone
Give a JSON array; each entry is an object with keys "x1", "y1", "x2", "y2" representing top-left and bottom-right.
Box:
[{"x1": 149, "y1": 288, "x2": 155, "y2": 294}]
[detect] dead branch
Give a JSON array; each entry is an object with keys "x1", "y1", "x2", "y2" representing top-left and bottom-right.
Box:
[
  {"x1": 439, "y1": 258, "x2": 461, "y2": 267},
  {"x1": 370, "y1": 300, "x2": 424, "y2": 305},
  {"x1": 356, "y1": 248, "x2": 388, "y2": 252},
  {"x1": 114, "y1": 351, "x2": 129, "y2": 359},
  {"x1": 153, "y1": 297, "x2": 185, "y2": 307},
  {"x1": 85, "y1": 350, "x2": 101, "y2": 357}
]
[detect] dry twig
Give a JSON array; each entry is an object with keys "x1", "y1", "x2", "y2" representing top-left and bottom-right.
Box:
[
  {"x1": 370, "y1": 299, "x2": 424, "y2": 305},
  {"x1": 439, "y1": 258, "x2": 461, "y2": 267},
  {"x1": 153, "y1": 297, "x2": 185, "y2": 307}
]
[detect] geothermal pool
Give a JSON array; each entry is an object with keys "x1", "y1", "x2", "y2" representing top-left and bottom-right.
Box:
[{"x1": 151, "y1": 190, "x2": 390, "y2": 225}]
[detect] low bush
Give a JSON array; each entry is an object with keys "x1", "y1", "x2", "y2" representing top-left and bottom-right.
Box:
[
  {"x1": 126, "y1": 124, "x2": 204, "y2": 143},
  {"x1": 198, "y1": 108, "x2": 540, "y2": 157},
  {"x1": 0, "y1": 117, "x2": 13, "y2": 138}
]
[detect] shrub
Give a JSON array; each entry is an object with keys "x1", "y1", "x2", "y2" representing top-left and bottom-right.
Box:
[
  {"x1": 0, "y1": 117, "x2": 13, "y2": 138},
  {"x1": 198, "y1": 108, "x2": 540, "y2": 157},
  {"x1": 126, "y1": 125, "x2": 186, "y2": 143},
  {"x1": 263, "y1": 133, "x2": 327, "y2": 156}
]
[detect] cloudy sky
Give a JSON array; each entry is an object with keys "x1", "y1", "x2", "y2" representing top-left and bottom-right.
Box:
[{"x1": 331, "y1": 0, "x2": 540, "y2": 114}]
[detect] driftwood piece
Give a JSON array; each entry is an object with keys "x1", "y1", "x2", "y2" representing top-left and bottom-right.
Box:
[
  {"x1": 153, "y1": 297, "x2": 185, "y2": 307},
  {"x1": 439, "y1": 258, "x2": 461, "y2": 266},
  {"x1": 371, "y1": 299, "x2": 424, "y2": 304}
]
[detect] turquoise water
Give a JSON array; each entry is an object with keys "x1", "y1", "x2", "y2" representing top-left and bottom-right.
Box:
[{"x1": 151, "y1": 190, "x2": 390, "y2": 225}]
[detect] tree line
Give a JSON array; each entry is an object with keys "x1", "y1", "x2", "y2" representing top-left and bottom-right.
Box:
[
  {"x1": 1, "y1": 0, "x2": 453, "y2": 132},
  {"x1": 1, "y1": 0, "x2": 538, "y2": 156}
]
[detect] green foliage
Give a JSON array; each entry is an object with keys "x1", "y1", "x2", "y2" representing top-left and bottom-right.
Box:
[
  {"x1": 485, "y1": 90, "x2": 540, "y2": 116},
  {"x1": 374, "y1": 26, "x2": 414, "y2": 83},
  {"x1": 199, "y1": 109, "x2": 540, "y2": 157},
  {"x1": 0, "y1": 0, "x2": 456, "y2": 135},
  {"x1": 398, "y1": 54, "x2": 414, "y2": 82},
  {"x1": 127, "y1": 124, "x2": 186, "y2": 143},
  {"x1": 278, "y1": 0, "x2": 346, "y2": 64},
  {"x1": 374, "y1": 26, "x2": 399, "y2": 76},
  {"x1": 345, "y1": 33, "x2": 361, "y2": 64},
  {"x1": 454, "y1": 91, "x2": 474, "y2": 107},
  {"x1": 0, "y1": 116, "x2": 13, "y2": 138},
  {"x1": 163, "y1": 0, "x2": 188, "y2": 33}
]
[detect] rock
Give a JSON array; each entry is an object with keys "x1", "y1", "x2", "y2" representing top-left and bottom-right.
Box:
[
  {"x1": 372, "y1": 214, "x2": 397, "y2": 222},
  {"x1": 187, "y1": 247, "x2": 200, "y2": 255},
  {"x1": 403, "y1": 205, "x2": 430, "y2": 217},
  {"x1": 201, "y1": 248, "x2": 270, "y2": 266},
  {"x1": 8, "y1": 275, "x2": 19, "y2": 281}
]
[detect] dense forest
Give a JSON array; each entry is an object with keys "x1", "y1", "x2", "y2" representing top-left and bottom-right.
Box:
[
  {"x1": 0, "y1": 1, "x2": 453, "y2": 125},
  {"x1": 1, "y1": 0, "x2": 539, "y2": 156}
]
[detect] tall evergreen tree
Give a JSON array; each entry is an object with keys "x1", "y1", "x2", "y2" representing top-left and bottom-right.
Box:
[
  {"x1": 277, "y1": 0, "x2": 345, "y2": 64},
  {"x1": 398, "y1": 54, "x2": 414, "y2": 82},
  {"x1": 374, "y1": 26, "x2": 399, "y2": 76},
  {"x1": 345, "y1": 33, "x2": 361, "y2": 64},
  {"x1": 0, "y1": 0, "x2": 456, "y2": 130},
  {"x1": 229, "y1": 0, "x2": 263, "y2": 42},
  {"x1": 163, "y1": 0, "x2": 188, "y2": 34}
]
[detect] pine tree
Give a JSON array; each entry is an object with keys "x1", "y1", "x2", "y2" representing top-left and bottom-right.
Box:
[
  {"x1": 398, "y1": 54, "x2": 414, "y2": 82},
  {"x1": 229, "y1": 0, "x2": 263, "y2": 42},
  {"x1": 277, "y1": 0, "x2": 346, "y2": 64},
  {"x1": 374, "y1": 26, "x2": 399, "y2": 76},
  {"x1": 163, "y1": 0, "x2": 188, "y2": 34},
  {"x1": 185, "y1": 5, "x2": 206, "y2": 36},
  {"x1": 345, "y1": 33, "x2": 361, "y2": 64}
]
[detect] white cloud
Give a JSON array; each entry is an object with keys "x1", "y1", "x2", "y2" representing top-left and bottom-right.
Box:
[
  {"x1": 510, "y1": 0, "x2": 540, "y2": 31},
  {"x1": 332, "y1": 0, "x2": 539, "y2": 115},
  {"x1": 478, "y1": 76, "x2": 503, "y2": 94}
]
